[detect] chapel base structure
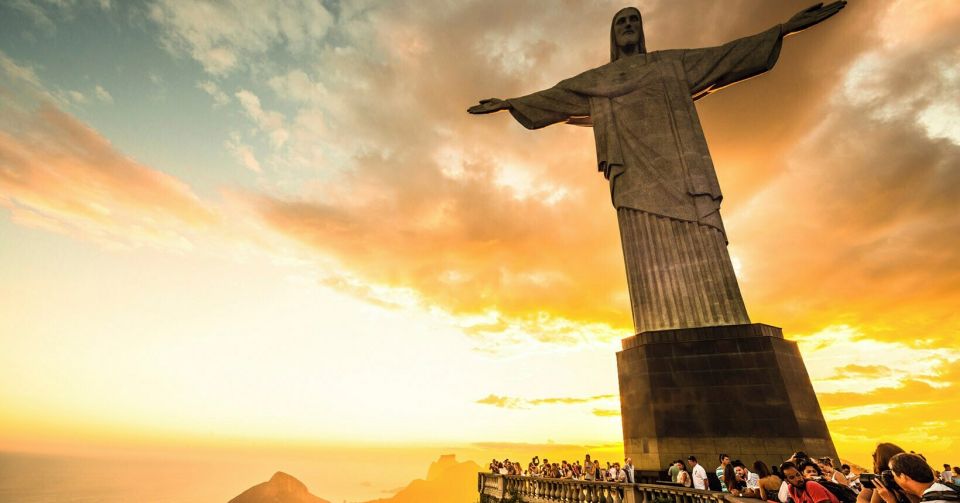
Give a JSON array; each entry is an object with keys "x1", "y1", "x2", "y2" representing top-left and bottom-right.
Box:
[{"x1": 616, "y1": 323, "x2": 838, "y2": 472}]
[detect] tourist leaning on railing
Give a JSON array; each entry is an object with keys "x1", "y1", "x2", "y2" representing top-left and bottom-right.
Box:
[
  {"x1": 676, "y1": 461, "x2": 692, "y2": 488},
  {"x1": 755, "y1": 460, "x2": 783, "y2": 503}
]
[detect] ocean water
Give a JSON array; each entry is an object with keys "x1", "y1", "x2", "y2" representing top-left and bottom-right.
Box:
[{"x1": 0, "y1": 448, "x2": 446, "y2": 503}]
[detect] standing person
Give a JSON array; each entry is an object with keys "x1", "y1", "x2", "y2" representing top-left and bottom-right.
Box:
[
  {"x1": 669, "y1": 459, "x2": 681, "y2": 483},
  {"x1": 754, "y1": 460, "x2": 783, "y2": 503},
  {"x1": 677, "y1": 461, "x2": 693, "y2": 488},
  {"x1": 584, "y1": 455, "x2": 594, "y2": 481},
  {"x1": 624, "y1": 458, "x2": 636, "y2": 484},
  {"x1": 941, "y1": 465, "x2": 954, "y2": 485},
  {"x1": 616, "y1": 463, "x2": 628, "y2": 483},
  {"x1": 782, "y1": 461, "x2": 840, "y2": 503},
  {"x1": 718, "y1": 454, "x2": 732, "y2": 492},
  {"x1": 689, "y1": 456, "x2": 709, "y2": 491}
]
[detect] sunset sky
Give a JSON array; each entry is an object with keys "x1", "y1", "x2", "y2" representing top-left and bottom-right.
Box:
[{"x1": 1, "y1": 0, "x2": 959, "y2": 476}]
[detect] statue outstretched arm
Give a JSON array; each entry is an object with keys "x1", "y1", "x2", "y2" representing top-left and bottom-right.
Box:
[
  {"x1": 468, "y1": 86, "x2": 590, "y2": 130},
  {"x1": 781, "y1": 1, "x2": 846, "y2": 37},
  {"x1": 681, "y1": 1, "x2": 845, "y2": 100},
  {"x1": 468, "y1": 98, "x2": 511, "y2": 115}
]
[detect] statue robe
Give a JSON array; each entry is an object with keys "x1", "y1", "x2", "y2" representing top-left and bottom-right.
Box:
[{"x1": 505, "y1": 26, "x2": 783, "y2": 333}]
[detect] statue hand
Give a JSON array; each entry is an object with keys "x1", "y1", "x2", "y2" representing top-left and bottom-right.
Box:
[
  {"x1": 783, "y1": 1, "x2": 846, "y2": 36},
  {"x1": 468, "y1": 98, "x2": 510, "y2": 114}
]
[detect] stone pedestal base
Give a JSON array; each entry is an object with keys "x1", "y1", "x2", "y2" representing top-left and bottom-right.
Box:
[{"x1": 616, "y1": 323, "x2": 837, "y2": 471}]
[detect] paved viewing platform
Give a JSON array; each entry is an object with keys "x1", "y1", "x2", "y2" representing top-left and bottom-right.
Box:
[{"x1": 478, "y1": 473, "x2": 759, "y2": 503}]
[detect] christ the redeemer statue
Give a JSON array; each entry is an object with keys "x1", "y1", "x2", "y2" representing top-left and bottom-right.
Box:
[{"x1": 469, "y1": 3, "x2": 845, "y2": 334}]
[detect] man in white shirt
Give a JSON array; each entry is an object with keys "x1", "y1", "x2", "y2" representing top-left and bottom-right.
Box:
[
  {"x1": 735, "y1": 460, "x2": 760, "y2": 490},
  {"x1": 624, "y1": 458, "x2": 636, "y2": 484},
  {"x1": 874, "y1": 453, "x2": 958, "y2": 503},
  {"x1": 942, "y1": 465, "x2": 954, "y2": 485},
  {"x1": 688, "y1": 455, "x2": 709, "y2": 491}
]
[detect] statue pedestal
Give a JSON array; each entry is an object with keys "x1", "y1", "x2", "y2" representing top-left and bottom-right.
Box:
[{"x1": 616, "y1": 323, "x2": 838, "y2": 471}]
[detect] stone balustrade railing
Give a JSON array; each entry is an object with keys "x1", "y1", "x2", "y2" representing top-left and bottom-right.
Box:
[{"x1": 479, "y1": 473, "x2": 745, "y2": 503}]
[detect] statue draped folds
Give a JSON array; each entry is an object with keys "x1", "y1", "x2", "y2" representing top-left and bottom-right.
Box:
[
  {"x1": 505, "y1": 25, "x2": 784, "y2": 332},
  {"x1": 507, "y1": 25, "x2": 783, "y2": 239}
]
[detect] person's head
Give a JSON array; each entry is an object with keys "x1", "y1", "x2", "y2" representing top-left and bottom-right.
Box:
[
  {"x1": 841, "y1": 464, "x2": 851, "y2": 476},
  {"x1": 944, "y1": 464, "x2": 952, "y2": 471},
  {"x1": 781, "y1": 462, "x2": 805, "y2": 489},
  {"x1": 954, "y1": 466, "x2": 960, "y2": 475},
  {"x1": 688, "y1": 455, "x2": 699, "y2": 467},
  {"x1": 724, "y1": 464, "x2": 737, "y2": 485},
  {"x1": 889, "y1": 453, "x2": 935, "y2": 497},
  {"x1": 609, "y1": 7, "x2": 646, "y2": 61},
  {"x1": 626, "y1": 457, "x2": 632, "y2": 466},
  {"x1": 733, "y1": 460, "x2": 747, "y2": 475},
  {"x1": 790, "y1": 451, "x2": 809, "y2": 464},
  {"x1": 585, "y1": 454, "x2": 591, "y2": 461},
  {"x1": 873, "y1": 442, "x2": 906, "y2": 474},
  {"x1": 720, "y1": 454, "x2": 731, "y2": 466},
  {"x1": 754, "y1": 460, "x2": 773, "y2": 478},
  {"x1": 800, "y1": 461, "x2": 823, "y2": 480},
  {"x1": 819, "y1": 457, "x2": 835, "y2": 469}
]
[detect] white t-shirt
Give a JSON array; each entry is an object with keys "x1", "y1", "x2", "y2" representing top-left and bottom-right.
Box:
[
  {"x1": 922, "y1": 482, "x2": 958, "y2": 503},
  {"x1": 942, "y1": 471, "x2": 955, "y2": 484},
  {"x1": 693, "y1": 464, "x2": 709, "y2": 490},
  {"x1": 746, "y1": 470, "x2": 760, "y2": 489},
  {"x1": 778, "y1": 480, "x2": 790, "y2": 503}
]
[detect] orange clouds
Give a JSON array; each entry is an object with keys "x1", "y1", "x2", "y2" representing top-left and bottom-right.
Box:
[
  {"x1": 0, "y1": 61, "x2": 215, "y2": 249},
  {"x1": 817, "y1": 360, "x2": 960, "y2": 466},
  {"x1": 476, "y1": 394, "x2": 615, "y2": 409},
  {"x1": 233, "y1": 1, "x2": 960, "y2": 462},
  {"x1": 234, "y1": 3, "x2": 960, "y2": 366}
]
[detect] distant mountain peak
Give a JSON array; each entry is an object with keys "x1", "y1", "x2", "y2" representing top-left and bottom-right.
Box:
[
  {"x1": 229, "y1": 471, "x2": 329, "y2": 503},
  {"x1": 426, "y1": 454, "x2": 460, "y2": 481}
]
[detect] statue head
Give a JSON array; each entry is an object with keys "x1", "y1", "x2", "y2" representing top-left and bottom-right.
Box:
[{"x1": 610, "y1": 7, "x2": 646, "y2": 61}]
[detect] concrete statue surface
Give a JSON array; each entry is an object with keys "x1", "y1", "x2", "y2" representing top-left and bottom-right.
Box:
[
  {"x1": 470, "y1": 2, "x2": 845, "y2": 335},
  {"x1": 470, "y1": 3, "x2": 847, "y2": 473}
]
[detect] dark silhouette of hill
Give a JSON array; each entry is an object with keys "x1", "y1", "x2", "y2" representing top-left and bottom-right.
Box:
[
  {"x1": 362, "y1": 454, "x2": 481, "y2": 503},
  {"x1": 229, "y1": 471, "x2": 330, "y2": 503}
]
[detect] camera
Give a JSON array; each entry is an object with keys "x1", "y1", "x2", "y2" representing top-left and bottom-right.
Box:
[{"x1": 860, "y1": 471, "x2": 900, "y2": 491}]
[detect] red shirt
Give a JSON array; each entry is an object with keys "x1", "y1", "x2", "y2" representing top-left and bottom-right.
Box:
[{"x1": 788, "y1": 481, "x2": 840, "y2": 503}]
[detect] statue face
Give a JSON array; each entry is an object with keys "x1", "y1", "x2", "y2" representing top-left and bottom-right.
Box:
[{"x1": 613, "y1": 8, "x2": 642, "y2": 48}]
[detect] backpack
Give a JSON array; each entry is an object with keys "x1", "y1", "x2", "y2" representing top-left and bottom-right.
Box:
[
  {"x1": 922, "y1": 486, "x2": 960, "y2": 503},
  {"x1": 706, "y1": 471, "x2": 722, "y2": 491},
  {"x1": 817, "y1": 480, "x2": 858, "y2": 503},
  {"x1": 942, "y1": 482, "x2": 960, "y2": 494}
]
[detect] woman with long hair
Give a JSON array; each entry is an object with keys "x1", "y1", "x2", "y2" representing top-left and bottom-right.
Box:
[
  {"x1": 725, "y1": 464, "x2": 746, "y2": 496},
  {"x1": 858, "y1": 443, "x2": 913, "y2": 503},
  {"x1": 755, "y1": 460, "x2": 782, "y2": 503},
  {"x1": 677, "y1": 461, "x2": 693, "y2": 488},
  {"x1": 819, "y1": 457, "x2": 850, "y2": 487}
]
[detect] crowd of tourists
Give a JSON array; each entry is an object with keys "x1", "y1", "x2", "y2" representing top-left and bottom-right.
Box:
[
  {"x1": 488, "y1": 443, "x2": 959, "y2": 503},
  {"x1": 488, "y1": 454, "x2": 638, "y2": 483}
]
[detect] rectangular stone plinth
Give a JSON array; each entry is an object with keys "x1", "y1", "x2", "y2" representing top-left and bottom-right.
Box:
[{"x1": 617, "y1": 323, "x2": 838, "y2": 471}]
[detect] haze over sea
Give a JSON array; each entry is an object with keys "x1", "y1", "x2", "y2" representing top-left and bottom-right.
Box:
[{"x1": 0, "y1": 446, "x2": 448, "y2": 503}]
